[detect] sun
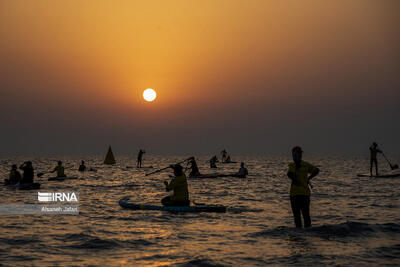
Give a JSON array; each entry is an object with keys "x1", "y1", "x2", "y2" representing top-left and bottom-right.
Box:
[{"x1": 143, "y1": 88, "x2": 157, "y2": 102}]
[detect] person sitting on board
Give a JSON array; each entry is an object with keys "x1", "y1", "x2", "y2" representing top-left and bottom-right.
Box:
[
  {"x1": 221, "y1": 149, "x2": 227, "y2": 162},
  {"x1": 369, "y1": 142, "x2": 382, "y2": 176},
  {"x1": 51, "y1": 161, "x2": 67, "y2": 177},
  {"x1": 162, "y1": 164, "x2": 190, "y2": 206},
  {"x1": 19, "y1": 161, "x2": 34, "y2": 184},
  {"x1": 78, "y1": 160, "x2": 86, "y2": 172},
  {"x1": 287, "y1": 146, "x2": 319, "y2": 228},
  {"x1": 225, "y1": 155, "x2": 232, "y2": 163},
  {"x1": 210, "y1": 155, "x2": 218, "y2": 169},
  {"x1": 137, "y1": 149, "x2": 145, "y2": 168},
  {"x1": 5, "y1": 164, "x2": 21, "y2": 185},
  {"x1": 188, "y1": 157, "x2": 201, "y2": 177},
  {"x1": 237, "y1": 162, "x2": 248, "y2": 178}
]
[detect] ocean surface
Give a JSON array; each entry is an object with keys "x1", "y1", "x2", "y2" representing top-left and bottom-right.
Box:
[{"x1": 0, "y1": 155, "x2": 399, "y2": 266}]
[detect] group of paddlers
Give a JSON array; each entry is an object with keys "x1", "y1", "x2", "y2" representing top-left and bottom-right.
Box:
[
  {"x1": 161, "y1": 146, "x2": 318, "y2": 229},
  {"x1": 5, "y1": 161, "x2": 67, "y2": 186},
  {"x1": 4, "y1": 160, "x2": 92, "y2": 186},
  {"x1": 161, "y1": 142, "x2": 397, "y2": 228},
  {"x1": 4, "y1": 142, "x2": 395, "y2": 229}
]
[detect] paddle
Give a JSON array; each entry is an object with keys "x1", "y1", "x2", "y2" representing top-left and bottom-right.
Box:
[
  {"x1": 382, "y1": 153, "x2": 399, "y2": 170},
  {"x1": 37, "y1": 172, "x2": 49, "y2": 178},
  {"x1": 145, "y1": 157, "x2": 194, "y2": 176}
]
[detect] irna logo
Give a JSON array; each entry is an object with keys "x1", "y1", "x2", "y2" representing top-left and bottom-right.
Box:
[{"x1": 38, "y1": 192, "x2": 79, "y2": 202}]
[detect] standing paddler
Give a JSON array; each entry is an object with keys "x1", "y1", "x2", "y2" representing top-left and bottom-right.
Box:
[
  {"x1": 369, "y1": 142, "x2": 382, "y2": 176},
  {"x1": 287, "y1": 146, "x2": 319, "y2": 228},
  {"x1": 137, "y1": 149, "x2": 145, "y2": 168}
]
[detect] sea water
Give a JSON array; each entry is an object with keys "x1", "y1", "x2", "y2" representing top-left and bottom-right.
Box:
[{"x1": 0, "y1": 155, "x2": 399, "y2": 266}]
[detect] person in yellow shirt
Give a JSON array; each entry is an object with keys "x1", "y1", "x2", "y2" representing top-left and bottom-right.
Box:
[
  {"x1": 287, "y1": 146, "x2": 319, "y2": 228},
  {"x1": 5, "y1": 164, "x2": 21, "y2": 185},
  {"x1": 51, "y1": 161, "x2": 66, "y2": 177},
  {"x1": 162, "y1": 164, "x2": 190, "y2": 206}
]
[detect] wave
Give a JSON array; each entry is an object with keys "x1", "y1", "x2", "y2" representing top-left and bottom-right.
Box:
[
  {"x1": 58, "y1": 232, "x2": 154, "y2": 250},
  {"x1": 175, "y1": 258, "x2": 226, "y2": 267},
  {"x1": 67, "y1": 236, "x2": 121, "y2": 250},
  {"x1": 227, "y1": 207, "x2": 264, "y2": 213},
  {"x1": 249, "y1": 221, "x2": 400, "y2": 239},
  {"x1": 0, "y1": 236, "x2": 40, "y2": 246},
  {"x1": 365, "y1": 244, "x2": 400, "y2": 259}
]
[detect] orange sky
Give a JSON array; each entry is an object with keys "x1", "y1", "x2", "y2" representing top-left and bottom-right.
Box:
[{"x1": 0, "y1": 1, "x2": 399, "y2": 155}]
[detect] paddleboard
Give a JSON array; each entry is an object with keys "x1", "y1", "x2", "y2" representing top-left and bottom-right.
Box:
[
  {"x1": 125, "y1": 166, "x2": 153, "y2": 169},
  {"x1": 218, "y1": 173, "x2": 247, "y2": 178},
  {"x1": 18, "y1": 183, "x2": 41, "y2": 190},
  {"x1": 221, "y1": 161, "x2": 238, "y2": 164},
  {"x1": 119, "y1": 197, "x2": 226, "y2": 213},
  {"x1": 137, "y1": 166, "x2": 154, "y2": 169},
  {"x1": 357, "y1": 173, "x2": 400, "y2": 178},
  {"x1": 48, "y1": 176, "x2": 78, "y2": 181},
  {"x1": 189, "y1": 174, "x2": 220, "y2": 179},
  {"x1": 4, "y1": 180, "x2": 41, "y2": 190},
  {"x1": 4, "y1": 179, "x2": 17, "y2": 186}
]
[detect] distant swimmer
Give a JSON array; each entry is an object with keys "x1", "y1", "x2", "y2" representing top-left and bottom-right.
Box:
[
  {"x1": 19, "y1": 161, "x2": 34, "y2": 184},
  {"x1": 287, "y1": 146, "x2": 319, "y2": 228},
  {"x1": 369, "y1": 142, "x2": 382, "y2": 176},
  {"x1": 5, "y1": 164, "x2": 21, "y2": 185},
  {"x1": 137, "y1": 149, "x2": 146, "y2": 168},
  {"x1": 162, "y1": 164, "x2": 190, "y2": 206},
  {"x1": 78, "y1": 160, "x2": 86, "y2": 172},
  {"x1": 51, "y1": 161, "x2": 66, "y2": 178},
  {"x1": 221, "y1": 149, "x2": 227, "y2": 162},
  {"x1": 188, "y1": 157, "x2": 201, "y2": 177},
  {"x1": 237, "y1": 162, "x2": 248, "y2": 178},
  {"x1": 210, "y1": 155, "x2": 218, "y2": 169}
]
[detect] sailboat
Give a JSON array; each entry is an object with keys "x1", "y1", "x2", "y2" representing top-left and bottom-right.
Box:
[{"x1": 104, "y1": 145, "x2": 116, "y2": 165}]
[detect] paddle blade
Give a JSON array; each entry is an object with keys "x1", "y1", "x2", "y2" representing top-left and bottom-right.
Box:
[
  {"x1": 392, "y1": 164, "x2": 399, "y2": 170},
  {"x1": 37, "y1": 173, "x2": 44, "y2": 177}
]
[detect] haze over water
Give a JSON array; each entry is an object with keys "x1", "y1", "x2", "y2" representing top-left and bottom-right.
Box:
[
  {"x1": 1, "y1": 1, "x2": 399, "y2": 156},
  {"x1": 1, "y1": 155, "x2": 399, "y2": 266}
]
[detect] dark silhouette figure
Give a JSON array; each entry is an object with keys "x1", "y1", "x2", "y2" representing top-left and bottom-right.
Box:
[
  {"x1": 137, "y1": 149, "x2": 145, "y2": 168},
  {"x1": 210, "y1": 155, "x2": 218, "y2": 168},
  {"x1": 5, "y1": 164, "x2": 21, "y2": 185},
  {"x1": 162, "y1": 164, "x2": 190, "y2": 206},
  {"x1": 51, "y1": 161, "x2": 66, "y2": 177},
  {"x1": 104, "y1": 145, "x2": 116, "y2": 165},
  {"x1": 287, "y1": 146, "x2": 319, "y2": 228},
  {"x1": 225, "y1": 155, "x2": 232, "y2": 163},
  {"x1": 19, "y1": 161, "x2": 34, "y2": 184},
  {"x1": 188, "y1": 157, "x2": 201, "y2": 177},
  {"x1": 237, "y1": 162, "x2": 248, "y2": 178},
  {"x1": 369, "y1": 142, "x2": 382, "y2": 176},
  {"x1": 78, "y1": 160, "x2": 86, "y2": 172},
  {"x1": 221, "y1": 149, "x2": 227, "y2": 162}
]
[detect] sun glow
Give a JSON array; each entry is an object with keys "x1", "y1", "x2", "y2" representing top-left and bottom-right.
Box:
[{"x1": 143, "y1": 88, "x2": 156, "y2": 102}]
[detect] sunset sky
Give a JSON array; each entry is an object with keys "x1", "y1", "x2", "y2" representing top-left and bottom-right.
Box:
[{"x1": 0, "y1": 1, "x2": 399, "y2": 156}]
